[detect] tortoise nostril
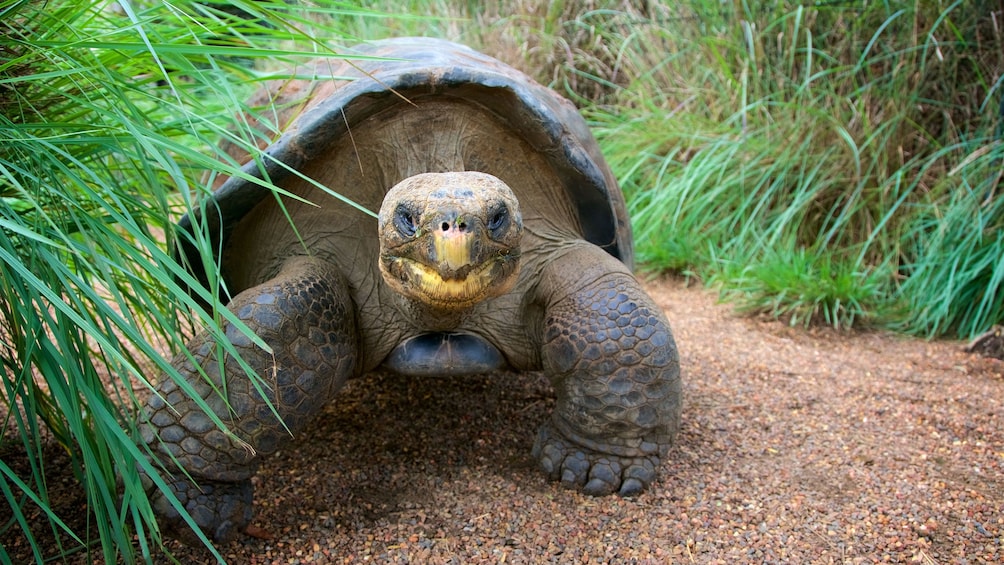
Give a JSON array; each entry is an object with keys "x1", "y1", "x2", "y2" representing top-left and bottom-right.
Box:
[{"x1": 442, "y1": 219, "x2": 468, "y2": 232}]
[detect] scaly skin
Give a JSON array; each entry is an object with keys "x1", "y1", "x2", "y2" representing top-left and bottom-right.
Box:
[
  {"x1": 532, "y1": 245, "x2": 681, "y2": 496},
  {"x1": 139, "y1": 256, "x2": 357, "y2": 544}
]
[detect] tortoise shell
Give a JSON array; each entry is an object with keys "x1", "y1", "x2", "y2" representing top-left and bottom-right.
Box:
[{"x1": 176, "y1": 37, "x2": 632, "y2": 301}]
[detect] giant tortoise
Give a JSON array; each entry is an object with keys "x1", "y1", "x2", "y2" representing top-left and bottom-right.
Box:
[{"x1": 140, "y1": 37, "x2": 682, "y2": 543}]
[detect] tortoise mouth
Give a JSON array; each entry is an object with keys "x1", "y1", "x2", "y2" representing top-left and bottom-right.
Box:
[{"x1": 380, "y1": 252, "x2": 520, "y2": 309}]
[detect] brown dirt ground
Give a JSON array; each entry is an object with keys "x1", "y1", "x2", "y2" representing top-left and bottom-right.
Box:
[{"x1": 3, "y1": 277, "x2": 1003, "y2": 564}]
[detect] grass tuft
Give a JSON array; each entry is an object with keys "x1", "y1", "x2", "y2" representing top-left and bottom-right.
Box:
[
  {"x1": 0, "y1": 0, "x2": 384, "y2": 561},
  {"x1": 713, "y1": 246, "x2": 887, "y2": 330}
]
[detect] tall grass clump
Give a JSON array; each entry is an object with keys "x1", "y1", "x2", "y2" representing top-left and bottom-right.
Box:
[
  {"x1": 894, "y1": 141, "x2": 1004, "y2": 337},
  {"x1": 0, "y1": 0, "x2": 388, "y2": 561},
  {"x1": 581, "y1": 1, "x2": 1002, "y2": 336}
]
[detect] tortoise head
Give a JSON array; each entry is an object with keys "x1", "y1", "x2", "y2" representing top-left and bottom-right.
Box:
[{"x1": 378, "y1": 172, "x2": 523, "y2": 310}]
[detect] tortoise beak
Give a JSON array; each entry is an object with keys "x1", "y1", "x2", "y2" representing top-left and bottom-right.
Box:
[{"x1": 431, "y1": 215, "x2": 478, "y2": 276}]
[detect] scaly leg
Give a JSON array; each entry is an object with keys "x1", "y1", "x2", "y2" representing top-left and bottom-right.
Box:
[
  {"x1": 138, "y1": 256, "x2": 358, "y2": 543},
  {"x1": 532, "y1": 245, "x2": 681, "y2": 496}
]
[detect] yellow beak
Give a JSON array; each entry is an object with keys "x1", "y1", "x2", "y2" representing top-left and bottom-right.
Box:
[{"x1": 433, "y1": 229, "x2": 473, "y2": 273}]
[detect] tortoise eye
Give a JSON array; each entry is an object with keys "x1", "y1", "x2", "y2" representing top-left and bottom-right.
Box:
[
  {"x1": 394, "y1": 205, "x2": 418, "y2": 238},
  {"x1": 487, "y1": 206, "x2": 509, "y2": 236}
]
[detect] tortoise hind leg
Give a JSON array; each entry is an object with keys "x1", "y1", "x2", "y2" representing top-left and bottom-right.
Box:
[
  {"x1": 532, "y1": 245, "x2": 681, "y2": 496},
  {"x1": 139, "y1": 255, "x2": 358, "y2": 544}
]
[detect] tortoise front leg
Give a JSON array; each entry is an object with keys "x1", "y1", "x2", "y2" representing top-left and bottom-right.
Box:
[
  {"x1": 139, "y1": 256, "x2": 358, "y2": 544},
  {"x1": 532, "y1": 246, "x2": 681, "y2": 496}
]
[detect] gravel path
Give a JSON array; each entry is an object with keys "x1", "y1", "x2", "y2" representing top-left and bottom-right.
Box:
[{"x1": 5, "y1": 278, "x2": 1003, "y2": 563}]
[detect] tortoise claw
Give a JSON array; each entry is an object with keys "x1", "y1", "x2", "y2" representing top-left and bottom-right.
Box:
[
  {"x1": 141, "y1": 465, "x2": 253, "y2": 545},
  {"x1": 532, "y1": 421, "x2": 660, "y2": 498}
]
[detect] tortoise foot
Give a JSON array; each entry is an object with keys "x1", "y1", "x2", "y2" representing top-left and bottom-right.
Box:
[
  {"x1": 142, "y1": 467, "x2": 253, "y2": 545},
  {"x1": 531, "y1": 421, "x2": 660, "y2": 497}
]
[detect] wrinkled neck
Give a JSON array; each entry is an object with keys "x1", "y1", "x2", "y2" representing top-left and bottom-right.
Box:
[{"x1": 390, "y1": 291, "x2": 477, "y2": 331}]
